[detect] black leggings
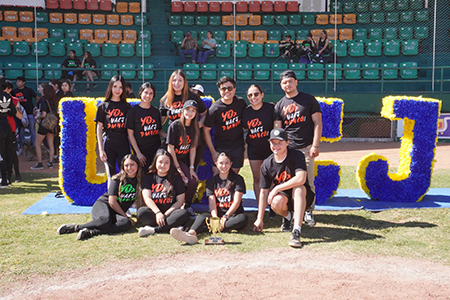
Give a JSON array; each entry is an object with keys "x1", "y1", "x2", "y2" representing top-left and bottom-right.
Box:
[
  {"x1": 104, "y1": 137, "x2": 130, "y2": 176},
  {"x1": 190, "y1": 212, "x2": 248, "y2": 234},
  {"x1": 77, "y1": 200, "x2": 132, "y2": 234},
  {"x1": 0, "y1": 123, "x2": 14, "y2": 184},
  {"x1": 137, "y1": 207, "x2": 190, "y2": 233},
  {"x1": 7, "y1": 134, "x2": 20, "y2": 180}
]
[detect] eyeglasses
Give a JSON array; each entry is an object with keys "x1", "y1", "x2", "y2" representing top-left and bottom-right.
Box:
[
  {"x1": 247, "y1": 92, "x2": 260, "y2": 98},
  {"x1": 219, "y1": 86, "x2": 234, "y2": 92}
]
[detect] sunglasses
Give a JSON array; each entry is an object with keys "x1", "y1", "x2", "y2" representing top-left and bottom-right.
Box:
[
  {"x1": 247, "y1": 92, "x2": 260, "y2": 98},
  {"x1": 219, "y1": 86, "x2": 234, "y2": 92}
]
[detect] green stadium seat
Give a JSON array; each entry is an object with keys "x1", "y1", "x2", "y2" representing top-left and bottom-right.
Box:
[
  {"x1": 414, "y1": 26, "x2": 428, "y2": 39},
  {"x1": 169, "y1": 15, "x2": 181, "y2": 26},
  {"x1": 383, "y1": 0, "x2": 396, "y2": 11},
  {"x1": 268, "y1": 30, "x2": 281, "y2": 41},
  {"x1": 32, "y1": 41, "x2": 48, "y2": 56},
  {"x1": 66, "y1": 42, "x2": 83, "y2": 57},
  {"x1": 369, "y1": 28, "x2": 383, "y2": 40},
  {"x1": 397, "y1": 0, "x2": 409, "y2": 10},
  {"x1": 383, "y1": 40, "x2": 400, "y2": 56},
  {"x1": 283, "y1": 30, "x2": 296, "y2": 40},
  {"x1": 237, "y1": 63, "x2": 252, "y2": 80},
  {"x1": 101, "y1": 63, "x2": 118, "y2": 80},
  {"x1": 326, "y1": 63, "x2": 342, "y2": 80},
  {"x1": 371, "y1": 13, "x2": 384, "y2": 23},
  {"x1": 36, "y1": 12, "x2": 48, "y2": 23},
  {"x1": 184, "y1": 64, "x2": 200, "y2": 80},
  {"x1": 330, "y1": 1, "x2": 342, "y2": 13},
  {"x1": 50, "y1": 28, "x2": 64, "y2": 40},
  {"x1": 182, "y1": 15, "x2": 195, "y2": 26},
  {"x1": 415, "y1": 10, "x2": 428, "y2": 21},
  {"x1": 400, "y1": 11, "x2": 413, "y2": 22},
  {"x1": 399, "y1": 27, "x2": 413, "y2": 40},
  {"x1": 119, "y1": 43, "x2": 135, "y2": 57},
  {"x1": 289, "y1": 15, "x2": 302, "y2": 26},
  {"x1": 171, "y1": 30, "x2": 184, "y2": 44},
  {"x1": 296, "y1": 29, "x2": 310, "y2": 40},
  {"x1": 385, "y1": 12, "x2": 399, "y2": 23},
  {"x1": 382, "y1": 62, "x2": 398, "y2": 79},
  {"x1": 343, "y1": 2, "x2": 355, "y2": 12},
  {"x1": 272, "y1": 63, "x2": 288, "y2": 79},
  {"x1": 43, "y1": 38, "x2": 58, "y2": 44},
  {"x1": 196, "y1": 16, "x2": 208, "y2": 26},
  {"x1": 234, "y1": 41, "x2": 248, "y2": 58},
  {"x1": 354, "y1": 28, "x2": 368, "y2": 41},
  {"x1": 13, "y1": 41, "x2": 30, "y2": 56},
  {"x1": 209, "y1": 16, "x2": 221, "y2": 26},
  {"x1": 362, "y1": 62, "x2": 380, "y2": 79},
  {"x1": 138, "y1": 64, "x2": 154, "y2": 80},
  {"x1": 198, "y1": 31, "x2": 208, "y2": 41},
  {"x1": 357, "y1": 13, "x2": 370, "y2": 24},
  {"x1": 402, "y1": 39, "x2": 419, "y2": 55},
  {"x1": 5, "y1": 62, "x2": 23, "y2": 79},
  {"x1": 253, "y1": 63, "x2": 270, "y2": 80},
  {"x1": 24, "y1": 63, "x2": 43, "y2": 79},
  {"x1": 66, "y1": 29, "x2": 79, "y2": 40},
  {"x1": 307, "y1": 64, "x2": 324, "y2": 80},
  {"x1": 0, "y1": 40, "x2": 12, "y2": 56},
  {"x1": 265, "y1": 43, "x2": 280, "y2": 58},
  {"x1": 201, "y1": 64, "x2": 217, "y2": 80},
  {"x1": 49, "y1": 42, "x2": 66, "y2": 57},
  {"x1": 275, "y1": 15, "x2": 288, "y2": 25},
  {"x1": 218, "y1": 63, "x2": 234, "y2": 78},
  {"x1": 400, "y1": 62, "x2": 418, "y2": 79},
  {"x1": 303, "y1": 14, "x2": 315, "y2": 25},
  {"x1": 44, "y1": 63, "x2": 62, "y2": 80},
  {"x1": 213, "y1": 31, "x2": 225, "y2": 43},
  {"x1": 370, "y1": 1, "x2": 383, "y2": 11},
  {"x1": 289, "y1": 63, "x2": 306, "y2": 80},
  {"x1": 119, "y1": 63, "x2": 136, "y2": 80},
  {"x1": 136, "y1": 41, "x2": 151, "y2": 57},
  {"x1": 102, "y1": 43, "x2": 118, "y2": 57},
  {"x1": 384, "y1": 27, "x2": 398, "y2": 40},
  {"x1": 366, "y1": 41, "x2": 382, "y2": 56},
  {"x1": 343, "y1": 63, "x2": 361, "y2": 79},
  {"x1": 248, "y1": 43, "x2": 264, "y2": 58},
  {"x1": 216, "y1": 42, "x2": 231, "y2": 58},
  {"x1": 188, "y1": 31, "x2": 198, "y2": 40},
  {"x1": 333, "y1": 40, "x2": 347, "y2": 57},
  {"x1": 356, "y1": 2, "x2": 369, "y2": 12},
  {"x1": 139, "y1": 30, "x2": 152, "y2": 42},
  {"x1": 262, "y1": 15, "x2": 274, "y2": 26},
  {"x1": 135, "y1": 15, "x2": 147, "y2": 26},
  {"x1": 349, "y1": 41, "x2": 364, "y2": 57},
  {"x1": 85, "y1": 43, "x2": 101, "y2": 57},
  {"x1": 410, "y1": 0, "x2": 423, "y2": 9}
]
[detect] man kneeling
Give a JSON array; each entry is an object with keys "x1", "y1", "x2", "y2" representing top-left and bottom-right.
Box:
[{"x1": 253, "y1": 128, "x2": 313, "y2": 248}]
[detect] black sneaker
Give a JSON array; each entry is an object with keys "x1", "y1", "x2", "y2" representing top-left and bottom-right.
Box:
[
  {"x1": 268, "y1": 207, "x2": 276, "y2": 219},
  {"x1": 281, "y1": 216, "x2": 292, "y2": 232},
  {"x1": 57, "y1": 224, "x2": 77, "y2": 235},
  {"x1": 0, "y1": 181, "x2": 9, "y2": 188},
  {"x1": 77, "y1": 228, "x2": 93, "y2": 240},
  {"x1": 46, "y1": 161, "x2": 53, "y2": 169},
  {"x1": 30, "y1": 162, "x2": 43, "y2": 170},
  {"x1": 289, "y1": 229, "x2": 302, "y2": 248},
  {"x1": 14, "y1": 175, "x2": 21, "y2": 183},
  {"x1": 304, "y1": 211, "x2": 316, "y2": 227},
  {"x1": 52, "y1": 157, "x2": 59, "y2": 164}
]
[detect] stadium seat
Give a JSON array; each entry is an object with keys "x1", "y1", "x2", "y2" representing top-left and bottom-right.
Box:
[
  {"x1": 66, "y1": 29, "x2": 79, "y2": 40},
  {"x1": 310, "y1": 29, "x2": 322, "y2": 40},
  {"x1": 399, "y1": 27, "x2": 413, "y2": 40},
  {"x1": 383, "y1": 0, "x2": 395, "y2": 11},
  {"x1": 4, "y1": 11, "x2": 18, "y2": 22},
  {"x1": 218, "y1": 63, "x2": 233, "y2": 78},
  {"x1": 383, "y1": 41, "x2": 400, "y2": 56},
  {"x1": 197, "y1": 1, "x2": 208, "y2": 12},
  {"x1": 100, "y1": 0, "x2": 112, "y2": 11},
  {"x1": 330, "y1": 1, "x2": 342, "y2": 12},
  {"x1": 237, "y1": 63, "x2": 252, "y2": 80},
  {"x1": 303, "y1": 14, "x2": 315, "y2": 25},
  {"x1": 362, "y1": 63, "x2": 380, "y2": 79},
  {"x1": 120, "y1": 63, "x2": 136, "y2": 79},
  {"x1": 316, "y1": 14, "x2": 328, "y2": 25},
  {"x1": 265, "y1": 43, "x2": 280, "y2": 58},
  {"x1": 275, "y1": 15, "x2": 288, "y2": 26},
  {"x1": 382, "y1": 62, "x2": 398, "y2": 79},
  {"x1": 5, "y1": 62, "x2": 23, "y2": 79},
  {"x1": 226, "y1": 30, "x2": 238, "y2": 42},
  {"x1": 370, "y1": 1, "x2": 383, "y2": 11},
  {"x1": 289, "y1": 63, "x2": 306, "y2": 80},
  {"x1": 262, "y1": 1, "x2": 273, "y2": 12},
  {"x1": 221, "y1": 2, "x2": 233, "y2": 12},
  {"x1": 254, "y1": 30, "x2": 267, "y2": 44},
  {"x1": 384, "y1": 27, "x2": 398, "y2": 40},
  {"x1": 46, "y1": 0, "x2": 59, "y2": 9},
  {"x1": 0, "y1": 40, "x2": 12, "y2": 56},
  {"x1": 386, "y1": 12, "x2": 399, "y2": 23},
  {"x1": 236, "y1": 1, "x2": 248, "y2": 12},
  {"x1": 79, "y1": 14, "x2": 92, "y2": 25},
  {"x1": 92, "y1": 14, "x2": 106, "y2": 25},
  {"x1": 18, "y1": 27, "x2": 33, "y2": 40},
  {"x1": 253, "y1": 63, "x2": 270, "y2": 80},
  {"x1": 400, "y1": 11, "x2": 413, "y2": 22},
  {"x1": 222, "y1": 16, "x2": 234, "y2": 26},
  {"x1": 196, "y1": 16, "x2": 208, "y2": 26},
  {"x1": 411, "y1": 0, "x2": 423, "y2": 9},
  {"x1": 249, "y1": 15, "x2": 262, "y2": 26},
  {"x1": 44, "y1": 63, "x2": 62, "y2": 80},
  {"x1": 415, "y1": 10, "x2": 428, "y2": 21},
  {"x1": 60, "y1": 0, "x2": 72, "y2": 9},
  {"x1": 25, "y1": 63, "x2": 43, "y2": 79},
  {"x1": 414, "y1": 26, "x2": 428, "y2": 39},
  {"x1": 289, "y1": 15, "x2": 301, "y2": 26},
  {"x1": 36, "y1": 12, "x2": 48, "y2": 23},
  {"x1": 138, "y1": 64, "x2": 154, "y2": 80},
  {"x1": 49, "y1": 28, "x2": 64, "y2": 40},
  {"x1": 271, "y1": 63, "x2": 288, "y2": 79},
  {"x1": 64, "y1": 13, "x2": 77, "y2": 25},
  {"x1": 369, "y1": 28, "x2": 383, "y2": 40},
  {"x1": 349, "y1": 42, "x2": 364, "y2": 57},
  {"x1": 339, "y1": 29, "x2": 353, "y2": 40},
  {"x1": 34, "y1": 28, "x2": 49, "y2": 41},
  {"x1": 170, "y1": 30, "x2": 183, "y2": 44},
  {"x1": 283, "y1": 30, "x2": 296, "y2": 40},
  {"x1": 32, "y1": 41, "x2": 48, "y2": 56},
  {"x1": 13, "y1": 41, "x2": 29, "y2": 56},
  {"x1": 330, "y1": 14, "x2": 343, "y2": 24},
  {"x1": 101, "y1": 63, "x2": 118, "y2": 79},
  {"x1": 108, "y1": 30, "x2": 122, "y2": 43},
  {"x1": 287, "y1": 1, "x2": 299, "y2": 12},
  {"x1": 2, "y1": 27, "x2": 18, "y2": 40},
  {"x1": 49, "y1": 42, "x2": 66, "y2": 56},
  {"x1": 201, "y1": 64, "x2": 217, "y2": 80},
  {"x1": 343, "y1": 2, "x2": 355, "y2": 12},
  {"x1": 262, "y1": 15, "x2": 274, "y2": 26},
  {"x1": 354, "y1": 28, "x2": 368, "y2": 41},
  {"x1": 136, "y1": 41, "x2": 151, "y2": 57},
  {"x1": 333, "y1": 41, "x2": 347, "y2": 57},
  {"x1": 248, "y1": 43, "x2": 264, "y2": 57},
  {"x1": 234, "y1": 41, "x2": 248, "y2": 58},
  {"x1": 107, "y1": 15, "x2": 119, "y2": 26},
  {"x1": 326, "y1": 29, "x2": 337, "y2": 40},
  {"x1": 357, "y1": 13, "x2": 370, "y2": 24},
  {"x1": 87, "y1": 0, "x2": 99, "y2": 10},
  {"x1": 184, "y1": 64, "x2": 200, "y2": 80},
  {"x1": 236, "y1": 15, "x2": 248, "y2": 26},
  {"x1": 296, "y1": 29, "x2": 310, "y2": 40},
  {"x1": 135, "y1": 15, "x2": 147, "y2": 26},
  {"x1": 94, "y1": 29, "x2": 108, "y2": 43},
  {"x1": 307, "y1": 64, "x2": 324, "y2": 80},
  {"x1": 19, "y1": 11, "x2": 33, "y2": 23},
  {"x1": 213, "y1": 30, "x2": 225, "y2": 43},
  {"x1": 121, "y1": 15, "x2": 134, "y2": 26},
  {"x1": 102, "y1": 43, "x2": 118, "y2": 57},
  {"x1": 268, "y1": 30, "x2": 281, "y2": 41},
  {"x1": 365, "y1": 41, "x2": 382, "y2": 56},
  {"x1": 116, "y1": 2, "x2": 128, "y2": 13},
  {"x1": 356, "y1": 2, "x2": 369, "y2": 12},
  {"x1": 139, "y1": 30, "x2": 151, "y2": 42},
  {"x1": 129, "y1": 2, "x2": 140, "y2": 13},
  {"x1": 216, "y1": 42, "x2": 231, "y2": 58},
  {"x1": 326, "y1": 63, "x2": 342, "y2": 80},
  {"x1": 171, "y1": 1, "x2": 183, "y2": 12},
  {"x1": 67, "y1": 42, "x2": 83, "y2": 56},
  {"x1": 74, "y1": 0, "x2": 86, "y2": 10},
  {"x1": 183, "y1": 15, "x2": 195, "y2": 26},
  {"x1": 208, "y1": 2, "x2": 220, "y2": 12},
  {"x1": 80, "y1": 29, "x2": 94, "y2": 41},
  {"x1": 49, "y1": 13, "x2": 63, "y2": 24},
  {"x1": 372, "y1": 13, "x2": 384, "y2": 23},
  {"x1": 343, "y1": 63, "x2": 361, "y2": 80},
  {"x1": 274, "y1": 1, "x2": 286, "y2": 12},
  {"x1": 397, "y1": 0, "x2": 408, "y2": 10},
  {"x1": 400, "y1": 62, "x2": 418, "y2": 79},
  {"x1": 85, "y1": 43, "x2": 101, "y2": 57},
  {"x1": 402, "y1": 40, "x2": 419, "y2": 55},
  {"x1": 123, "y1": 30, "x2": 137, "y2": 42},
  {"x1": 209, "y1": 16, "x2": 221, "y2": 26},
  {"x1": 241, "y1": 31, "x2": 253, "y2": 43},
  {"x1": 248, "y1": 1, "x2": 260, "y2": 12}
]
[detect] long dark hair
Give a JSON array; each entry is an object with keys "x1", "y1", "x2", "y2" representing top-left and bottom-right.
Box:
[
  {"x1": 147, "y1": 149, "x2": 178, "y2": 201},
  {"x1": 178, "y1": 105, "x2": 199, "y2": 147},
  {"x1": 160, "y1": 70, "x2": 189, "y2": 108},
  {"x1": 104, "y1": 75, "x2": 127, "y2": 102},
  {"x1": 112, "y1": 154, "x2": 142, "y2": 205},
  {"x1": 43, "y1": 85, "x2": 57, "y2": 108}
]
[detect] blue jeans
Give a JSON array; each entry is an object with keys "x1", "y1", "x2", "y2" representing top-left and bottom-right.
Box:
[
  {"x1": 180, "y1": 48, "x2": 197, "y2": 64},
  {"x1": 197, "y1": 49, "x2": 215, "y2": 64}
]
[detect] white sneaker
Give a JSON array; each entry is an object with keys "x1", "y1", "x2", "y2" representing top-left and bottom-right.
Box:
[
  {"x1": 138, "y1": 226, "x2": 155, "y2": 237},
  {"x1": 170, "y1": 227, "x2": 198, "y2": 245},
  {"x1": 304, "y1": 211, "x2": 316, "y2": 227}
]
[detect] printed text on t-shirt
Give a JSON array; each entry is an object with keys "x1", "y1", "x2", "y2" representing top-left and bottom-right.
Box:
[
  {"x1": 214, "y1": 188, "x2": 232, "y2": 208},
  {"x1": 107, "y1": 109, "x2": 126, "y2": 129},
  {"x1": 247, "y1": 118, "x2": 268, "y2": 139},
  {"x1": 221, "y1": 109, "x2": 240, "y2": 131},
  {"x1": 140, "y1": 116, "x2": 158, "y2": 137},
  {"x1": 282, "y1": 103, "x2": 306, "y2": 126}
]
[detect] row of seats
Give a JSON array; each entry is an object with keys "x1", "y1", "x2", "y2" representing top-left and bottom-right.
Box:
[
  {"x1": 182, "y1": 61, "x2": 419, "y2": 81},
  {"x1": 171, "y1": 1, "x2": 299, "y2": 13},
  {"x1": 0, "y1": 11, "x2": 147, "y2": 26},
  {"x1": 334, "y1": 39, "x2": 419, "y2": 57},
  {"x1": 221, "y1": 29, "x2": 353, "y2": 43},
  {"x1": 331, "y1": 0, "x2": 425, "y2": 12},
  {"x1": 353, "y1": 26, "x2": 428, "y2": 41},
  {"x1": 45, "y1": 0, "x2": 113, "y2": 11},
  {"x1": 1, "y1": 62, "x2": 155, "y2": 80}
]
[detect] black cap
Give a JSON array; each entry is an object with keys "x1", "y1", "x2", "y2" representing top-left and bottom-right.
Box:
[
  {"x1": 279, "y1": 70, "x2": 297, "y2": 81},
  {"x1": 183, "y1": 100, "x2": 198, "y2": 110},
  {"x1": 269, "y1": 128, "x2": 288, "y2": 141},
  {"x1": 186, "y1": 31, "x2": 192, "y2": 36}
]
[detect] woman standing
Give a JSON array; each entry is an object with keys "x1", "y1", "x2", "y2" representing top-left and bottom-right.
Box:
[
  {"x1": 95, "y1": 75, "x2": 131, "y2": 177},
  {"x1": 57, "y1": 154, "x2": 142, "y2": 240},
  {"x1": 126, "y1": 82, "x2": 163, "y2": 172},
  {"x1": 138, "y1": 150, "x2": 190, "y2": 237},
  {"x1": 60, "y1": 80, "x2": 74, "y2": 98}
]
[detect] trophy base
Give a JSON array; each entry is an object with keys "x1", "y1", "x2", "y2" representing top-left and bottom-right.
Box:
[{"x1": 204, "y1": 237, "x2": 225, "y2": 245}]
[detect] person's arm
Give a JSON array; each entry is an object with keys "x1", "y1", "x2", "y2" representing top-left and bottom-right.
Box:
[
  {"x1": 127, "y1": 129, "x2": 146, "y2": 167},
  {"x1": 15, "y1": 103, "x2": 23, "y2": 120},
  {"x1": 165, "y1": 192, "x2": 185, "y2": 217},
  {"x1": 180, "y1": 37, "x2": 187, "y2": 49},
  {"x1": 142, "y1": 189, "x2": 166, "y2": 227},
  {"x1": 208, "y1": 195, "x2": 218, "y2": 218},
  {"x1": 253, "y1": 188, "x2": 269, "y2": 232},
  {"x1": 167, "y1": 144, "x2": 188, "y2": 183},
  {"x1": 268, "y1": 170, "x2": 307, "y2": 205},
  {"x1": 189, "y1": 147, "x2": 198, "y2": 180},
  {"x1": 108, "y1": 195, "x2": 135, "y2": 226},
  {"x1": 96, "y1": 122, "x2": 107, "y2": 162},
  {"x1": 198, "y1": 111, "x2": 206, "y2": 128},
  {"x1": 310, "y1": 112, "x2": 322, "y2": 159},
  {"x1": 203, "y1": 126, "x2": 219, "y2": 162},
  {"x1": 274, "y1": 120, "x2": 282, "y2": 128}
]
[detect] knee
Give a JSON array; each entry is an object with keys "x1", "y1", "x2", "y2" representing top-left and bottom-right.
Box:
[{"x1": 271, "y1": 195, "x2": 287, "y2": 211}]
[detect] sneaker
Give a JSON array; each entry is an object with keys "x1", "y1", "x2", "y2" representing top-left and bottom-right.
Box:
[
  {"x1": 52, "y1": 157, "x2": 59, "y2": 164},
  {"x1": 46, "y1": 161, "x2": 53, "y2": 169},
  {"x1": 268, "y1": 207, "x2": 276, "y2": 219},
  {"x1": 304, "y1": 211, "x2": 316, "y2": 227},
  {"x1": 77, "y1": 228, "x2": 93, "y2": 240},
  {"x1": 0, "y1": 181, "x2": 9, "y2": 188},
  {"x1": 281, "y1": 216, "x2": 292, "y2": 232},
  {"x1": 14, "y1": 175, "x2": 22, "y2": 183},
  {"x1": 93, "y1": 84, "x2": 98, "y2": 88},
  {"x1": 170, "y1": 228, "x2": 198, "y2": 245},
  {"x1": 30, "y1": 162, "x2": 43, "y2": 170},
  {"x1": 289, "y1": 229, "x2": 302, "y2": 248},
  {"x1": 186, "y1": 206, "x2": 197, "y2": 220},
  {"x1": 57, "y1": 224, "x2": 77, "y2": 235},
  {"x1": 86, "y1": 88, "x2": 91, "y2": 93},
  {"x1": 138, "y1": 226, "x2": 156, "y2": 237},
  {"x1": 126, "y1": 209, "x2": 132, "y2": 218}
]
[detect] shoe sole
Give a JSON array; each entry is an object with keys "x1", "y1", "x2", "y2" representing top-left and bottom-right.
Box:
[
  {"x1": 170, "y1": 228, "x2": 197, "y2": 245},
  {"x1": 289, "y1": 241, "x2": 302, "y2": 248},
  {"x1": 138, "y1": 227, "x2": 155, "y2": 237},
  {"x1": 30, "y1": 167, "x2": 43, "y2": 170},
  {"x1": 304, "y1": 221, "x2": 316, "y2": 227},
  {"x1": 57, "y1": 224, "x2": 75, "y2": 235}
]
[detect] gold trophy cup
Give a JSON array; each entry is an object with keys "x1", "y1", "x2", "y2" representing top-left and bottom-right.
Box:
[{"x1": 205, "y1": 217, "x2": 225, "y2": 245}]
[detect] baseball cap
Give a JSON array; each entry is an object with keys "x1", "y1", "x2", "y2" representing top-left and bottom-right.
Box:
[
  {"x1": 183, "y1": 100, "x2": 198, "y2": 110},
  {"x1": 191, "y1": 84, "x2": 204, "y2": 94},
  {"x1": 185, "y1": 31, "x2": 192, "y2": 36},
  {"x1": 279, "y1": 70, "x2": 297, "y2": 81},
  {"x1": 269, "y1": 128, "x2": 288, "y2": 141}
]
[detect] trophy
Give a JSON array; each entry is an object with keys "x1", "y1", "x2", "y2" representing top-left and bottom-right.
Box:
[{"x1": 205, "y1": 217, "x2": 225, "y2": 245}]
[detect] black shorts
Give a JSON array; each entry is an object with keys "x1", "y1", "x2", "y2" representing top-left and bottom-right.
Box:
[
  {"x1": 37, "y1": 123, "x2": 55, "y2": 136},
  {"x1": 247, "y1": 145, "x2": 271, "y2": 161},
  {"x1": 216, "y1": 146, "x2": 245, "y2": 169},
  {"x1": 277, "y1": 186, "x2": 314, "y2": 211}
]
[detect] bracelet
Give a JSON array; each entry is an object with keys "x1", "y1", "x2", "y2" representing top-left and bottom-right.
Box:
[
  {"x1": 189, "y1": 166, "x2": 195, "y2": 169},
  {"x1": 223, "y1": 214, "x2": 229, "y2": 220},
  {"x1": 312, "y1": 145, "x2": 319, "y2": 148},
  {"x1": 155, "y1": 211, "x2": 162, "y2": 215},
  {"x1": 176, "y1": 166, "x2": 181, "y2": 169}
]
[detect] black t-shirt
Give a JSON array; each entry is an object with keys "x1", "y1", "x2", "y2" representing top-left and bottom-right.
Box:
[
  {"x1": 160, "y1": 91, "x2": 206, "y2": 124},
  {"x1": 62, "y1": 57, "x2": 81, "y2": 69},
  {"x1": 142, "y1": 173, "x2": 185, "y2": 213},
  {"x1": 126, "y1": 104, "x2": 161, "y2": 151},
  {"x1": 204, "y1": 96, "x2": 246, "y2": 149},
  {"x1": 166, "y1": 120, "x2": 196, "y2": 161},
  {"x1": 206, "y1": 172, "x2": 246, "y2": 215},
  {"x1": 36, "y1": 97, "x2": 56, "y2": 114},
  {"x1": 11, "y1": 86, "x2": 37, "y2": 115},
  {"x1": 82, "y1": 59, "x2": 97, "y2": 69},
  {"x1": 274, "y1": 92, "x2": 321, "y2": 149},
  {"x1": 242, "y1": 102, "x2": 274, "y2": 153},
  {"x1": 0, "y1": 92, "x2": 16, "y2": 124},
  {"x1": 62, "y1": 91, "x2": 74, "y2": 98},
  {"x1": 95, "y1": 100, "x2": 131, "y2": 139},
  {"x1": 97, "y1": 177, "x2": 138, "y2": 212}
]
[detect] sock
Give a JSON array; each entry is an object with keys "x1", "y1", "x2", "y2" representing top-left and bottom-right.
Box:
[
  {"x1": 285, "y1": 211, "x2": 292, "y2": 221},
  {"x1": 292, "y1": 225, "x2": 301, "y2": 233}
]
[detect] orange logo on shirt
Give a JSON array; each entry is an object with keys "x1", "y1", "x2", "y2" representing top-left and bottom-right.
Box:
[
  {"x1": 282, "y1": 103, "x2": 298, "y2": 116},
  {"x1": 221, "y1": 109, "x2": 237, "y2": 122},
  {"x1": 151, "y1": 183, "x2": 165, "y2": 193},
  {"x1": 214, "y1": 188, "x2": 230, "y2": 198},
  {"x1": 275, "y1": 171, "x2": 291, "y2": 184},
  {"x1": 173, "y1": 101, "x2": 183, "y2": 109},
  {"x1": 247, "y1": 118, "x2": 262, "y2": 129},
  {"x1": 107, "y1": 108, "x2": 124, "y2": 118},
  {"x1": 179, "y1": 135, "x2": 191, "y2": 146},
  {"x1": 140, "y1": 116, "x2": 156, "y2": 126}
]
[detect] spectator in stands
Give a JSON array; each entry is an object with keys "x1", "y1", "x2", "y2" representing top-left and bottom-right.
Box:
[
  {"x1": 197, "y1": 31, "x2": 216, "y2": 65},
  {"x1": 191, "y1": 84, "x2": 205, "y2": 97},
  {"x1": 61, "y1": 50, "x2": 81, "y2": 92},
  {"x1": 61, "y1": 80, "x2": 74, "y2": 98},
  {"x1": 315, "y1": 30, "x2": 330, "y2": 64},
  {"x1": 125, "y1": 82, "x2": 136, "y2": 98},
  {"x1": 279, "y1": 34, "x2": 298, "y2": 63},
  {"x1": 49, "y1": 80, "x2": 64, "y2": 102},
  {"x1": 299, "y1": 33, "x2": 317, "y2": 64},
  {"x1": 81, "y1": 51, "x2": 97, "y2": 93},
  {"x1": 180, "y1": 31, "x2": 198, "y2": 66}
]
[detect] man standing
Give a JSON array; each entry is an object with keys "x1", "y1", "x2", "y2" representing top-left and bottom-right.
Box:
[
  {"x1": 274, "y1": 70, "x2": 322, "y2": 227},
  {"x1": 180, "y1": 31, "x2": 198, "y2": 65},
  {"x1": 253, "y1": 128, "x2": 313, "y2": 248},
  {"x1": 203, "y1": 77, "x2": 246, "y2": 175},
  {"x1": 0, "y1": 78, "x2": 17, "y2": 187}
]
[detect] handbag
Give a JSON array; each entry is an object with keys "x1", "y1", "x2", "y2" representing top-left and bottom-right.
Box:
[{"x1": 40, "y1": 99, "x2": 58, "y2": 131}]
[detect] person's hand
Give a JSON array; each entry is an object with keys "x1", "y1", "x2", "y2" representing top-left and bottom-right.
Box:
[
  {"x1": 190, "y1": 168, "x2": 198, "y2": 181},
  {"x1": 220, "y1": 217, "x2": 226, "y2": 231},
  {"x1": 99, "y1": 150, "x2": 108, "y2": 163},
  {"x1": 128, "y1": 217, "x2": 135, "y2": 227},
  {"x1": 178, "y1": 168, "x2": 188, "y2": 184},
  {"x1": 156, "y1": 212, "x2": 166, "y2": 227},
  {"x1": 310, "y1": 145, "x2": 319, "y2": 159},
  {"x1": 212, "y1": 150, "x2": 219, "y2": 163},
  {"x1": 137, "y1": 152, "x2": 146, "y2": 167},
  {"x1": 267, "y1": 187, "x2": 279, "y2": 205},
  {"x1": 253, "y1": 218, "x2": 263, "y2": 232}
]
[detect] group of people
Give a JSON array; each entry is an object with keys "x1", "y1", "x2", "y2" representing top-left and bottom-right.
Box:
[
  {"x1": 180, "y1": 30, "x2": 217, "y2": 66},
  {"x1": 61, "y1": 50, "x2": 98, "y2": 92},
  {"x1": 279, "y1": 30, "x2": 331, "y2": 64},
  {"x1": 52, "y1": 69, "x2": 322, "y2": 248}
]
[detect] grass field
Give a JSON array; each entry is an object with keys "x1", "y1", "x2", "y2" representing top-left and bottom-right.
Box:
[{"x1": 1, "y1": 166, "x2": 450, "y2": 285}]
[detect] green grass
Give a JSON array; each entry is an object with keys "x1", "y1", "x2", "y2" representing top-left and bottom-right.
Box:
[{"x1": 1, "y1": 166, "x2": 450, "y2": 285}]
